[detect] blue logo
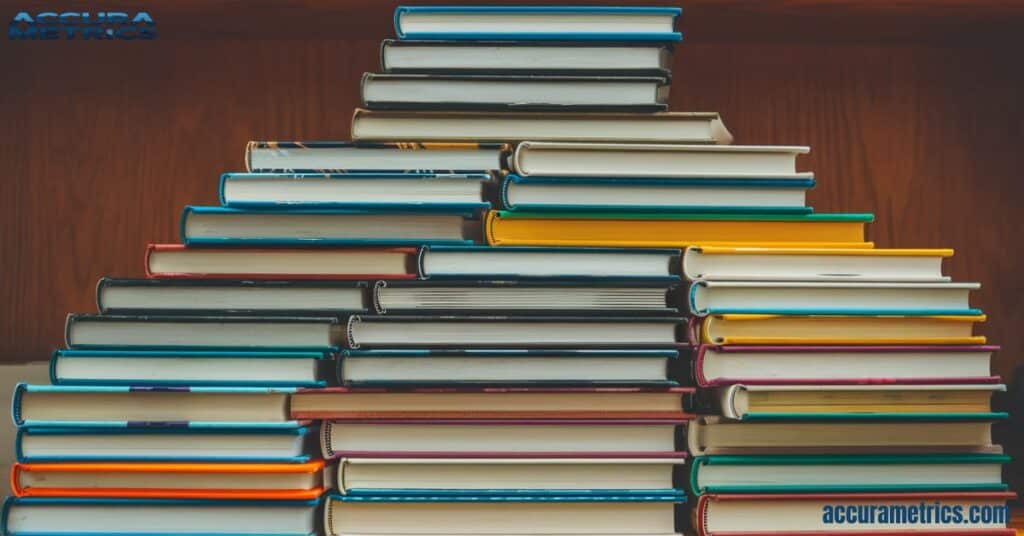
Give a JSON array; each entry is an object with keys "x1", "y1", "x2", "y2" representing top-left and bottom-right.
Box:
[{"x1": 9, "y1": 11, "x2": 156, "y2": 40}]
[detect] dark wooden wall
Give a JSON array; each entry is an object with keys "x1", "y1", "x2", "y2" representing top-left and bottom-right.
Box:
[{"x1": 1, "y1": 1, "x2": 1022, "y2": 379}]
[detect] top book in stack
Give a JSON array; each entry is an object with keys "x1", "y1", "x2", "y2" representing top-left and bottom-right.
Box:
[{"x1": 353, "y1": 5, "x2": 732, "y2": 145}]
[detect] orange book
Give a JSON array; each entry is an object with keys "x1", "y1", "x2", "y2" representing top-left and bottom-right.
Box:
[{"x1": 11, "y1": 460, "x2": 325, "y2": 500}]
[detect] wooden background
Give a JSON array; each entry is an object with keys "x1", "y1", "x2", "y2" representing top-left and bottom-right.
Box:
[{"x1": 1, "y1": 1, "x2": 1023, "y2": 379}]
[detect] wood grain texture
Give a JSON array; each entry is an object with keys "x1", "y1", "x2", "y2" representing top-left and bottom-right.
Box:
[{"x1": 1, "y1": 5, "x2": 1022, "y2": 380}]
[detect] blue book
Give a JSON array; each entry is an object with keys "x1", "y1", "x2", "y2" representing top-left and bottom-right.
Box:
[
  {"x1": 2, "y1": 497, "x2": 319, "y2": 536},
  {"x1": 50, "y1": 349, "x2": 330, "y2": 388},
  {"x1": 394, "y1": 6, "x2": 683, "y2": 42},
  {"x1": 338, "y1": 348, "x2": 680, "y2": 386},
  {"x1": 12, "y1": 384, "x2": 300, "y2": 428},
  {"x1": 219, "y1": 171, "x2": 493, "y2": 211},
  {"x1": 16, "y1": 425, "x2": 314, "y2": 463},
  {"x1": 501, "y1": 173, "x2": 815, "y2": 214},
  {"x1": 181, "y1": 206, "x2": 480, "y2": 246}
]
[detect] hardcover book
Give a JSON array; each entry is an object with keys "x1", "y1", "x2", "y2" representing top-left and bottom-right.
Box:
[{"x1": 246, "y1": 140, "x2": 508, "y2": 173}]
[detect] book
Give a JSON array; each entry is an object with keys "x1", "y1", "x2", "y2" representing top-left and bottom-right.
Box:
[
  {"x1": 12, "y1": 384, "x2": 299, "y2": 428},
  {"x1": 50, "y1": 349, "x2": 329, "y2": 387},
  {"x1": 96, "y1": 278, "x2": 370, "y2": 315},
  {"x1": 682, "y1": 246, "x2": 954, "y2": 282},
  {"x1": 1, "y1": 497, "x2": 319, "y2": 536},
  {"x1": 687, "y1": 416, "x2": 1000, "y2": 456},
  {"x1": 361, "y1": 73, "x2": 669, "y2": 112},
  {"x1": 692, "y1": 345, "x2": 1000, "y2": 387},
  {"x1": 693, "y1": 491, "x2": 1015, "y2": 535},
  {"x1": 246, "y1": 140, "x2": 508, "y2": 173},
  {"x1": 693, "y1": 314, "x2": 987, "y2": 346},
  {"x1": 323, "y1": 493, "x2": 682, "y2": 535},
  {"x1": 351, "y1": 109, "x2": 732, "y2": 144},
  {"x1": 11, "y1": 460, "x2": 326, "y2": 500},
  {"x1": 485, "y1": 210, "x2": 874, "y2": 248},
  {"x1": 345, "y1": 315, "x2": 682, "y2": 348},
  {"x1": 372, "y1": 280, "x2": 680, "y2": 314},
  {"x1": 689, "y1": 454, "x2": 1010, "y2": 494},
  {"x1": 688, "y1": 281, "x2": 981, "y2": 316},
  {"x1": 393, "y1": 6, "x2": 683, "y2": 42},
  {"x1": 711, "y1": 384, "x2": 1006, "y2": 421},
  {"x1": 219, "y1": 172, "x2": 492, "y2": 210},
  {"x1": 339, "y1": 349, "x2": 679, "y2": 386},
  {"x1": 335, "y1": 456, "x2": 685, "y2": 495},
  {"x1": 380, "y1": 40, "x2": 673, "y2": 77},
  {"x1": 511, "y1": 142, "x2": 811, "y2": 178},
  {"x1": 16, "y1": 425, "x2": 315, "y2": 463},
  {"x1": 146, "y1": 244, "x2": 419, "y2": 280},
  {"x1": 290, "y1": 386, "x2": 693, "y2": 421},
  {"x1": 501, "y1": 174, "x2": 814, "y2": 213},
  {"x1": 64, "y1": 314, "x2": 343, "y2": 350},
  {"x1": 419, "y1": 245, "x2": 682, "y2": 280},
  {"x1": 320, "y1": 419, "x2": 687, "y2": 458},
  {"x1": 181, "y1": 206, "x2": 480, "y2": 246}
]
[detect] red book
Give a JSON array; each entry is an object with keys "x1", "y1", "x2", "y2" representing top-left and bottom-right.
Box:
[{"x1": 145, "y1": 244, "x2": 418, "y2": 280}]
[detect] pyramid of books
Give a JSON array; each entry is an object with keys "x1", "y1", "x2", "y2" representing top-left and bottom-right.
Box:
[{"x1": 3, "y1": 6, "x2": 1014, "y2": 536}]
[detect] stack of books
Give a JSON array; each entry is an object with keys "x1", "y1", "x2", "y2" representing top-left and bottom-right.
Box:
[
  {"x1": 3, "y1": 5, "x2": 1015, "y2": 536},
  {"x1": 682, "y1": 249, "x2": 1014, "y2": 531}
]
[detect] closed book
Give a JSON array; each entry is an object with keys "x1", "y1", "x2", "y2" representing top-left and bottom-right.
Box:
[
  {"x1": 50, "y1": 349, "x2": 329, "y2": 388},
  {"x1": 2, "y1": 497, "x2": 319, "y2": 536},
  {"x1": 682, "y1": 246, "x2": 954, "y2": 282},
  {"x1": 96, "y1": 278, "x2": 370, "y2": 316},
  {"x1": 711, "y1": 383, "x2": 1006, "y2": 421},
  {"x1": 694, "y1": 492, "x2": 1015, "y2": 535},
  {"x1": 219, "y1": 171, "x2": 492, "y2": 210},
  {"x1": 246, "y1": 140, "x2": 507, "y2": 173},
  {"x1": 323, "y1": 492, "x2": 683, "y2": 536},
  {"x1": 380, "y1": 40, "x2": 673, "y2": 77},
  {"x1": 320, "y1": 419, "x2": 688, "y2": 459},
  {"x1": 181, "y1": 206, "x2": 480, "y2": 246},
  {"x1": 335, "y1": 456, "x2": 686, "y2": 496},
  {"x1": 290, "y1": 386, "x2": 693, "y2": 421},
  {"x1": 687, "y1": 416, "x2": 1001, "y2": 456},
  {"x1": 510, "y1": 142, "x2": 811, "y2": 179},
  {"x1": 372, "y1": 279, "x2": 680, "y2": 315},
  {"x1": 351, "y1": 109, "x2": 731, "y2": 144},
  {"x1": 485, "y1": 210, "x2": 873, "y2": 249},
  {"x1": 145, "y1": 244, "x2": 419, "y2": 280},
  {"x1": 345, "y1": 315, "x2": 683, "y2": 348},
  {"x1": 15, "y1": 425, "x2": 315, "y2": 463},
  {"x1": 693, "y1": 314, "x2": 986, "y2": 346},
  {"x1": 12, "y1": 384, "x2": 300, "y2": 428},
  {"x1": 501, "y1": 174, "x2": 814, "y2": 214},
  {"x1": 419, "y1": 245, "x2": 682, "y2": 281},
  {"x1": 338, "y1": 348, "x2": 679, "y2": 387},
  {"x1": 64, "y1": 314, "x2": 343, "y2": 351},
  {"x1": 688, "y1": 281, "x2": 981, "y2": 316},
  {"x1": 690, "y1": 454, "x2": 1009, "y2": 494},
  {"x1": 393, "y1": 6, "x2": 683, "y2": 42},
  {"x1": 11, "y1": 460, "x2": 326, "y2": 500},
  {"x1": 692, "y1": 345, "x2": 1000, "y2": 387}
]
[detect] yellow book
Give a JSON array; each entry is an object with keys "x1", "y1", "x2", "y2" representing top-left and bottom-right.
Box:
[
  {"x1": 699, "y1": 314, "x2": 986, "y2": 345},
  {"x1": 682, "y1": 246, "x2": 953, "y2": 281},
  {"x1": 485, "y1": 211, "x2": 874, "y2": 248}
]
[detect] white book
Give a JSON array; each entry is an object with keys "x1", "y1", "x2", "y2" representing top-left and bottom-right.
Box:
[
  {"x1": 511, "y1": 142, "x2": 805, "y2": 178},
  {"x1": 246, "y1": 141, "x2": 506, "y2": 173},
  {"x1": 351, "y1": 109, "x2": 732, "y2": 144},
  {"x1": 335, "y1": 457, "x2": 684, "y2": 493},
  {"x1": 682, "y1": 246, "x2": 952, "y2": 282},
  {"x1": 419, "y1": 246, "x2": 681, "y2": 280},
  {"x1": 688, "y1": 280, "x2": 980, "y2": 316}
]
